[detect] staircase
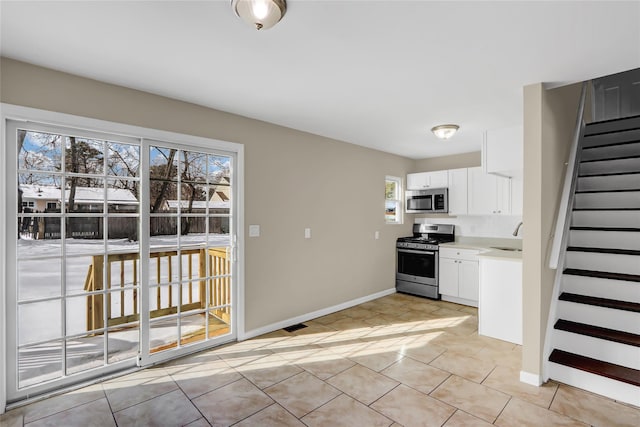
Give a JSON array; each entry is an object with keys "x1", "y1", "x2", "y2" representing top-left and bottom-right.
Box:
[{"x1": 547, "y1": 114, "x2": 640, "y2": 407}]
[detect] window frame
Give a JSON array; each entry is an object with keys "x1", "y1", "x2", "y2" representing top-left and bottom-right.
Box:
[{"x1": 385, "y1": 175, "x2": 403, "y2": 224}]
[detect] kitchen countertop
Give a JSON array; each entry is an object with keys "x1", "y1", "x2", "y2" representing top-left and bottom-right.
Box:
[{"x1": 440, "y1": 237, "x2": 522, "y2": 261}]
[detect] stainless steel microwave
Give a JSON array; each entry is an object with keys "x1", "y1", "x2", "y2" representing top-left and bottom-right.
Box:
[{"x1": 405, "y1": 188, "x2": 448, "y2": 214}]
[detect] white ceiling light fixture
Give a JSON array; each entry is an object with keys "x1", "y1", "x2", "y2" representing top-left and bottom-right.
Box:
[
  {"x1": 232, "y1": 0, "x2": 287, "y2": 30},
  {"x1": 431, "y1": 124, "x2": 460, "y2": 140}
]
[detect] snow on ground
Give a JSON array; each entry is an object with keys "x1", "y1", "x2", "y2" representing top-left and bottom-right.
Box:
[{"x1": 15, "y1": 233, "x2": 231, "y2": 388}]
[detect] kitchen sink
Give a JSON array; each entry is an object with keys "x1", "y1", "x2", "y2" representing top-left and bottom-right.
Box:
[{"x1": 490, "y1": 246, "x2": 522, "y2": 252}]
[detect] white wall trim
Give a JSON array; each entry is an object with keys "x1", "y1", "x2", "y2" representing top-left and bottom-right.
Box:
[
  {"x1": 239, "y1": 288, "x2": 396, "y2": 341},
  {"x1": 0, "y1": 105, "x2": 8, "y2": 414},
  {"x1": 520, "y1": 370, "x2": 543, "y2": 386}
]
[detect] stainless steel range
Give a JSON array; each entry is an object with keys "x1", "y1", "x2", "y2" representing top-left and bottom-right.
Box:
[{"x1": 396, "y1": 223, "x2": 455, "y2": 299}]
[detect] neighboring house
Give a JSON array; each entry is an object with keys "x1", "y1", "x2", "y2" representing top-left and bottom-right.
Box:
[
  {"x1": 19, "y1": 184, "x2": 139, "y2": 239},
  {"x1": 164, "y1": 200, "x2": 230, "y2": 213},
  {"x1": 163, "y1": 199, "x2": 230, "y2": 235},
  {"x1": 209, "y1": 176, "x2": 231, "y2": 203},
  {"x1": 20, "y1": 184, "x2": 139, "y2": 213}
]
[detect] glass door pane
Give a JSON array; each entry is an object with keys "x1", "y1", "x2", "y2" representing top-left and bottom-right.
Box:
[
  {"x1": 8, "y1": 123, "x2": 141, "y2": 401},
  {"x1": 143, "y1": 144, "x2": 234, "y2": 362}
]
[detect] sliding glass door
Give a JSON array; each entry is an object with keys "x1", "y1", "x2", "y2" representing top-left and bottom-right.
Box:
[
  {"x1": 5, "y1": 119, "x2": 238, "y2": 403},
  {"x1": 140, "y1": 142, "x2": 234, "y2": 365}
]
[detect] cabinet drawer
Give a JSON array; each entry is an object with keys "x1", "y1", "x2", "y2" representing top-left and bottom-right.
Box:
[{"x1": 440, "y1": 247, "x2": 479, "y2": 261}]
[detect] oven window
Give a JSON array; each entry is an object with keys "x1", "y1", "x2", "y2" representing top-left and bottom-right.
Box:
[{"x1": 397, "y1": 250, "x2": 436, "y2": 278}]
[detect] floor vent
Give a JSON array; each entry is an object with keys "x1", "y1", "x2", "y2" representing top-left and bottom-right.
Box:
[{"x1": 283, "y1": 323, "x2": 308, "y2": 333}]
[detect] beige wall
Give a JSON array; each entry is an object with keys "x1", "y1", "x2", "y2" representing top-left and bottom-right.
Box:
[
  {"x1": 1, "y1": 58, "x2": 414, "y2": 332},
  {"x1": 522, "y1": 82, "x2": 583, "y2": 377},
  {"x1": 412, "y1": 151, "x2": 481, "y2": 172}
]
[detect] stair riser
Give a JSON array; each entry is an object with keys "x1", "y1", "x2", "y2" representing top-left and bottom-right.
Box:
[
  {"x1": 557, "y1": 300, "x2": 640, "y2": 334},
  {"x1": 552, "y1": 330, "x2": 640, "y2": 369},
  {"x1": 547, "y1": 362, "x2": 640, "y2": 407},
  {"x1": 582, "y1": 130, "x2": 640, "y2": 147},
  {"x1": 571, "y1": 210, "x2": 640, "y2": 228},
  {"x1": 576, "y1": 174, "x2": 640, "y2": 192},
  {"x1": 580, "y1": 141, "x2": 640, "y2": 162},
  {"x1": 573, "y1": 191, "x2": 640, "y2": 209},
  {"x1": 565, "y1": 251, "x2": 640, "y2": 275},
  {"x1": 579, "y1": 157, "x2": 640, "y2": 176},
  {"x1": 562, "y1": 274, "x2": 640, "y2": 304},
  {"x1": 568, "y1": 230, "x2": 640, "y2": 251}
]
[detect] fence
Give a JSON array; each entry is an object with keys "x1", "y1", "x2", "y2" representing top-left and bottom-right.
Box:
[{"x1": 21, "y1": 214, "x2": 228, "y2": 240}]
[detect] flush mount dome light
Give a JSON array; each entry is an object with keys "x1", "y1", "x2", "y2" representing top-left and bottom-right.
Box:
[
  {"x1": 232, "y1": 0, "x2": 287, "y2": 30},
  {"x1": 431, "y1": 124, "x2": 459, "y2": 140}
]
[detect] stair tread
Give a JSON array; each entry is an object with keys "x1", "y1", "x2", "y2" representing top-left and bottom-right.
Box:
[
  {"x1": 572, "y1": 208, "x2": 640, "y2": 211},
  {"x1": 559, "y1": 292, "x2": 640, "y2": 313},
  {"x1": 578, "y1": 171, "x2": 640, "y2": 178},
  {"x1": 554, "y1": 319, "x2": 640, "y2": 347},
  {"x1": 585, "y1": 115, "x2": 640, "y2": 136},
  {"x1": 575, "y1": 189, "x2": 640, "y2": 194},
  {"x1": 549, "y1": 349, "x2": 640, "y2": 387},
  {"x1": 582, "y1": 140, "x2": 640, "y2": 150},
  {"x1": 563, "y1": 268, "x2": 640, "y2": 283},
  {"x1": 570, "y1": 226, "x2": 640, "y2": 232},
  {"x1": 581, "y1": 155, "x2": 640, "y2": 163},
  {"x1": 567, "y1": 246, "x2": 640, "y2": 256}
]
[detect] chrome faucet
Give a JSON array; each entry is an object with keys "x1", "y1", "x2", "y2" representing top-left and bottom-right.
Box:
[{"x1": 512, "y1": 221, "x2": 523, "y2": 237}]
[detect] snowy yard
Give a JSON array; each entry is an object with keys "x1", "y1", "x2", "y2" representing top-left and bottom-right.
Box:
[{"x1": 16, "y1": 233, "x2": 231, "y2": 388}]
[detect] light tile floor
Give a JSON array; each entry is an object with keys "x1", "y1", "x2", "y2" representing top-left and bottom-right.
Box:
[{"x1": 2, "y1": 293, "x2": 639, "y2": 426}]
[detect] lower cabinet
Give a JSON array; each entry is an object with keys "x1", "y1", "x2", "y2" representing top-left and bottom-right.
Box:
[
  {"x1": 439, "y1": 248, "x2": 479, "y2": 306},
  {"x1": 478, "y1": 257, "x2": 523, "y2": 344}
]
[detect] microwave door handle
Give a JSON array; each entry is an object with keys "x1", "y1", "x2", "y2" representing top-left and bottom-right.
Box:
[{"x1": 398, "y1": 249, "x2": 436, "y2": 255}]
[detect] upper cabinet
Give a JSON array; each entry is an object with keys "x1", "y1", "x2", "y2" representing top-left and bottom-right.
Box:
[
  {"x1": 406, "y1": 170, "x2": 448, "y2": 190},
  {"x1": 447, "y1": 168, "x2": 468, "y2": 215},
  {"x1": 467, "y1": 167, "x2": 511, "y2": 215},
  {"x1": 483, "y1": 126, "x2": 523, "y2": 178}
]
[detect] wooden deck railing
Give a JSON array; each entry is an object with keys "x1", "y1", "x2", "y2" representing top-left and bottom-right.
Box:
[{"x1": 84, "y1": 246, "x2": 231, "y2": 332}]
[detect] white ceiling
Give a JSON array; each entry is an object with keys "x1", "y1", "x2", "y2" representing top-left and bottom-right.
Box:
[{"x1": 1, "y1": 1, "x2": 639, "y2": 159}]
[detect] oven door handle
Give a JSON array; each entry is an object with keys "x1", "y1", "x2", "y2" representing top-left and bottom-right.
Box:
[{"x1": 397, "y1": 249, "x2": 436, "y2": 255}]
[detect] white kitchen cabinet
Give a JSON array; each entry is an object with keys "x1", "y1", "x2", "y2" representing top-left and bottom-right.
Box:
[
  {"x1": 511, "y1": 176, "x2": 523, "y2": 216},
  {"x1": 478, "y1": 257, "x2": 523, "y2": 344},
  {"x1": 447, "y1": 168, "x2": 468, "y2": 215},
  {"x1": 467, "y1": 166, "x2": 511, "y2": 215},
  {"x1": 439, "y1": 247, "x2": 479, "y2": 306},
  {"x1": 406, "y1": 171, "x2": 448, "y2": 190},
  {"x1": 483, "y1": 126, "x2": 523, "y2": 177}
]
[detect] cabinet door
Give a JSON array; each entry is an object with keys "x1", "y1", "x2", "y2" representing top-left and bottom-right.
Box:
[
  {"x1": 407, "y1": 171, "x2": 448, "y2": 189},
  {"x1": 467, "y1": 167, "x2": 496, "y2": 215},
  {"x1": 439, "y1": 257, "x2": 459, "y2": 297},
  {"x1": 407, "y1": 172, "x2": 429, "y2": 190},
  {"x1": 429, "y1": 171, "x2": 449, "y2": 188},
  {"x1": 495, "y1": 175, "x2": 512, "y2": 215},
  {"x1": 458, "y1": 260, "x2": 479, "y2": 301},
  {"x1": 447, "y1": 168, "x2": 468, "y2": 215},
  {"x1": 484, "y1": 126, "x2": 523, "y2": 176}
]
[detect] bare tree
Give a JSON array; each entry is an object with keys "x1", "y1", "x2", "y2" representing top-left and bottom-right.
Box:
[{"x1": 150, "y1": 148, "x2": 177, "y2": 213}]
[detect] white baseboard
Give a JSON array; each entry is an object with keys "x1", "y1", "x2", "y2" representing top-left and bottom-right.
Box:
[
  {"x1": 520, "y1": 370, "x2": 543, "y2": 386},
  {"x1": 239, "y1": 287, "x2": 396, "y2": 341}
]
